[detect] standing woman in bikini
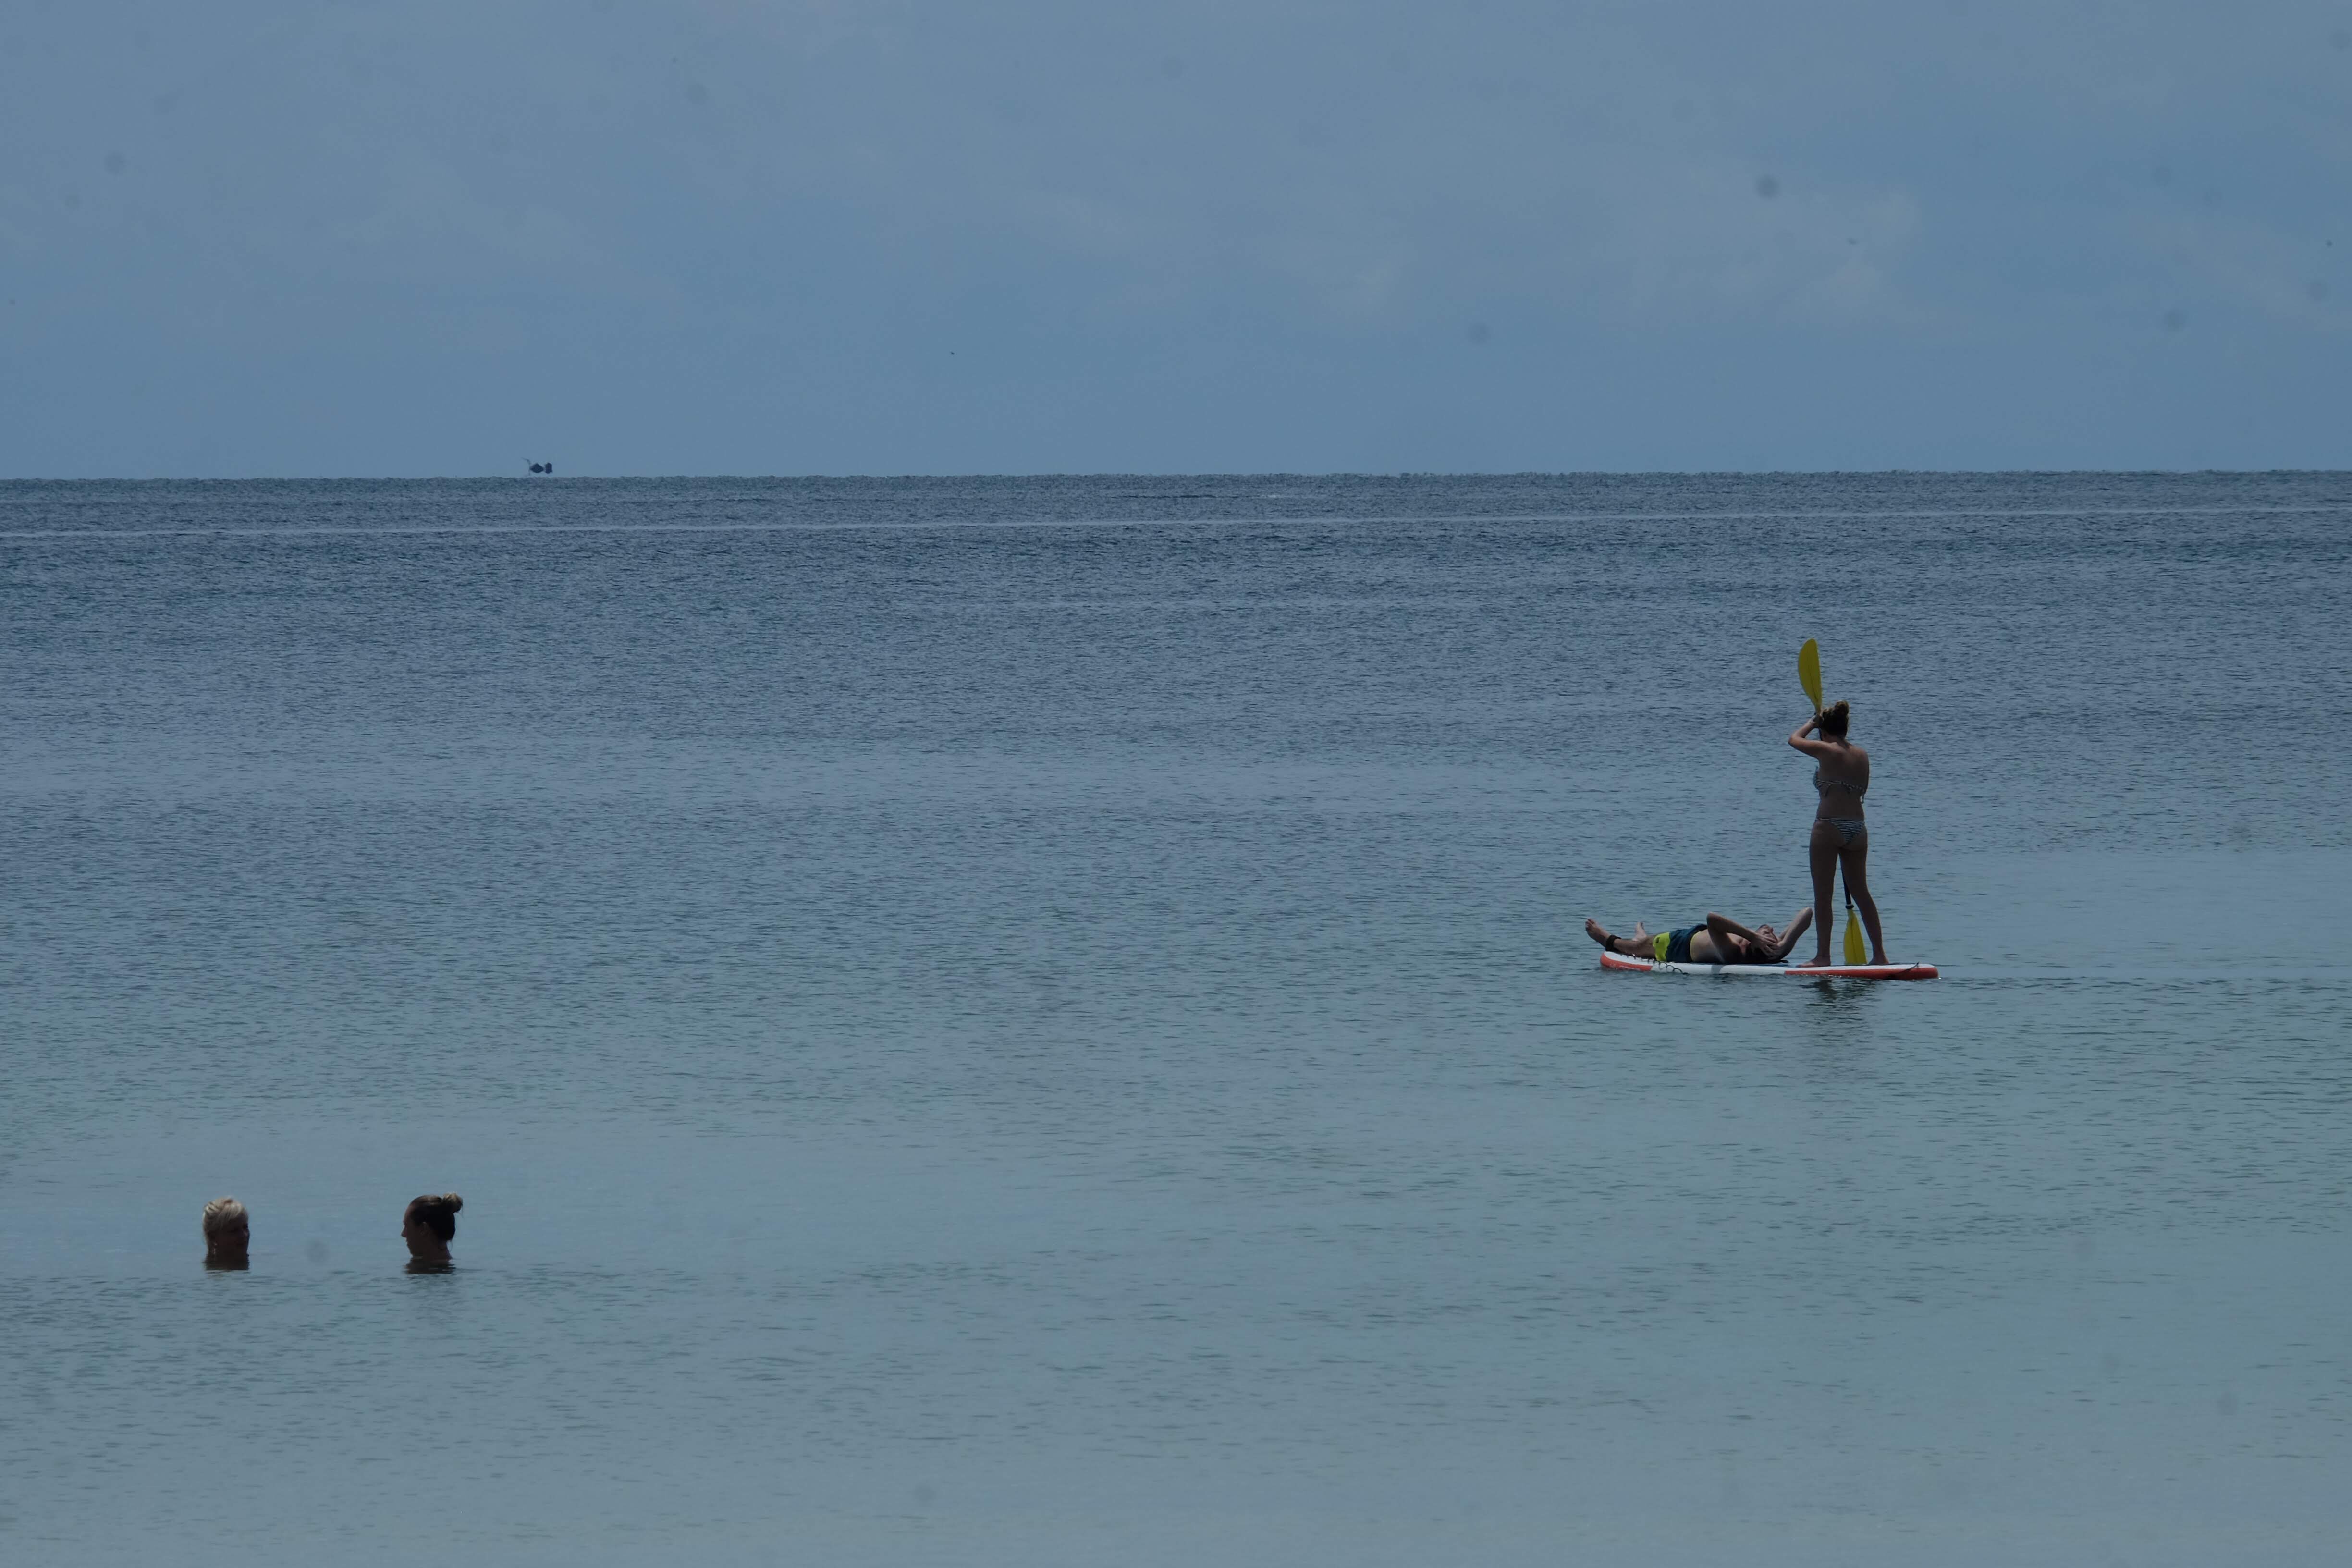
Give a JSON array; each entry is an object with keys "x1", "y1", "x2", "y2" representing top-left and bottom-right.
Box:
[{"x1": 1789, "y1": 701, "x2": 1889, "y2": 966}]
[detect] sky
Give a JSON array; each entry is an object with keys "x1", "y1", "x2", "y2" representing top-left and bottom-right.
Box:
[{"x1": 1, "y1": 0, "x2": 2347, "y2": 476}]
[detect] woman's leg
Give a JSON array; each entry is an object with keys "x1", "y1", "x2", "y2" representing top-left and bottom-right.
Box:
[
  {"x1": 1801, "y1": 822, "x2": 1838, "y2": 964},
  {"x1": 1839, "y1": 835, "x2": 1889, "y2": 964}
]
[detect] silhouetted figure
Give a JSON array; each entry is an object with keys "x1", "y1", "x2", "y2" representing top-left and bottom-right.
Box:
[
  {"x1": 202, "y1": 1197, "x2": 249, "y2": 1270},
  {"x1": 402, "y1": 1192, "x2": 464, "y2": 1272},
  {"x1": 1788, "y1": 701, "x2": 1889, "y2": 967}
]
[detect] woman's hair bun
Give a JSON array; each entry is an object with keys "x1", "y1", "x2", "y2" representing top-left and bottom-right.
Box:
[
  {"x1": 404, "y1": 1191, "x2": 466, "y2": 1242},
  {"x1": 1820, "y1": 700, "x2": 1851, "y2": 737}
]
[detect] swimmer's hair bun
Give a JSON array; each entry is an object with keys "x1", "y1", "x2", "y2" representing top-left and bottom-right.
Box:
[
  {"x1": 201, "y1": 1196, "x2": 247, "y2": 1238},
  {"x1": 404, "y1": 1191, "x2": 465, "y2": 1241}
]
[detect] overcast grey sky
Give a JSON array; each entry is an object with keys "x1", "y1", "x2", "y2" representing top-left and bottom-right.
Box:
[{"x1": 3, "y1": 0, "x2": 2347, "y2": 475}]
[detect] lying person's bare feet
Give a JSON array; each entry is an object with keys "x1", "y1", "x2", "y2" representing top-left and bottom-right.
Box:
[{"x1": 1585, "y1": 919, "x2": 1649, "y2": 956}]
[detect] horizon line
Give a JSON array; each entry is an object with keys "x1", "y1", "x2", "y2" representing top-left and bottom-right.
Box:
[{"x1": 3, "y1": 467, "x2": 2350, "y2": 485}]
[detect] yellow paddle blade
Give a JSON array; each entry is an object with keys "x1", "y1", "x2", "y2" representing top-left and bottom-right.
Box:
[
  {"x1": 1798, "y1": 639, "x2": 1823, "y2": 712},
  {"x1": 1844, "y1": 904, "x2": 1867, "y2": 965}
]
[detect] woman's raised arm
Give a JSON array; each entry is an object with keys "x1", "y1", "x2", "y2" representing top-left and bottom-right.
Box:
[{"x1": 1788, "y1": 714, "x2": 1837, "y2": 759}]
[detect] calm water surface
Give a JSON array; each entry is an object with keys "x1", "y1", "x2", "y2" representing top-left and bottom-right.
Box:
[{"x1": 2, "y1": 474, "x2": 2349, "y2": 1565}]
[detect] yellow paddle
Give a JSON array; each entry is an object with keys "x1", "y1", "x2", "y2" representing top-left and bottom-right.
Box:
[{"x1": 1797, "y1": 638, "x2": 1868, "y2": 965}]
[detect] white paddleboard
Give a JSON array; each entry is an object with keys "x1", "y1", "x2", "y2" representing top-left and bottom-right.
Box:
[{"x1": 1600, "y1": 950, "x2": 1939, "y2": 980}]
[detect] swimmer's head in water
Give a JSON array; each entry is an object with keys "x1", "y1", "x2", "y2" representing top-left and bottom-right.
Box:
[
  {"x1": 202, "y1": 1196, "x2": 249, "y2": 1266},
  {"x1": 402, "y1": 1193, "x2": 464, "y2": 1262},
  {"x1": 1817, "y1": 700, "x2": 1850, "y2": 739}
]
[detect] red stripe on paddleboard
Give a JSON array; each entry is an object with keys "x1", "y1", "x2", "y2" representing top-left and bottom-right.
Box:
[{"x1": 1598, "y1": 951, "x2": 1939, "y2": 980}]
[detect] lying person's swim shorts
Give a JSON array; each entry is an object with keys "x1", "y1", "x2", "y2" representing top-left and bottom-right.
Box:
[{"x1": 1652, "y1": 924, "x2": 1702, "y2": 963}]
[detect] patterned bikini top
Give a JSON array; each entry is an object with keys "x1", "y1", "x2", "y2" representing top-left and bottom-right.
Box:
[{"x1": 1813, "y1": 768, "x2": 1867, "y2": 798}]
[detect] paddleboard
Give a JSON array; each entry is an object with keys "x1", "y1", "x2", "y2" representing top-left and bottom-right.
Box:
[{"x1": 1600, "y1": 950, "x2": 1938, "y2": 980}]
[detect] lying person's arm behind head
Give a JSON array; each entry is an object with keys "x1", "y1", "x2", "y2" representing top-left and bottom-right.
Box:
[
  {"x1": 1707, "y1": 910, "x2": 1812, "y2": 964},
  {"x1": 1762, "y1": 906, "x2": 1813, "y2": 961},
  {"x1": 1703, "y1": 913, "x2": 1768, "y2": 960}
]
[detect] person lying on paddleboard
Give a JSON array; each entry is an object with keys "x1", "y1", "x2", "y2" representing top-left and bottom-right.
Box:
[
  {"x1": 1788, "y1": 701, "x2": 1890, "y2": 967},
  {"x1": 1583, "y1": 908, "x2": 1812, "y2": 966}
]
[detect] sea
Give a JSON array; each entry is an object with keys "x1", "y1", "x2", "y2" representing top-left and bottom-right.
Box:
[{"x1": 1, "y1": 473, "x2": 2347, "y2": 1566}]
